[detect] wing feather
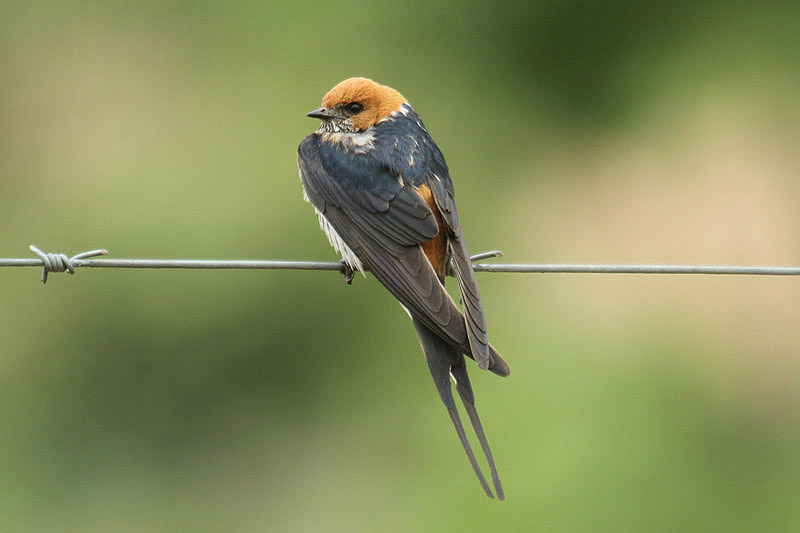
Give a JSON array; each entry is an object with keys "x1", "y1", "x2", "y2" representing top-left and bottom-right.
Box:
[{"x1": 426, "y1": 177, "x2": 491, "y2": 369}]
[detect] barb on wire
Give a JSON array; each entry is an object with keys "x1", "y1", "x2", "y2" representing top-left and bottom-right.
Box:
[
  {"x1": 468, "y1": 250, "x2": 504, "y2": 262},
  {"x1": 448, "y1": 250, "x2": 503, "y2": 277},
  {"x1": 1, "y1": 245, "x2": 799, "y2": 284},
  {"x1": 28, "y1": 245, "x2": 108, "y2": 284}
]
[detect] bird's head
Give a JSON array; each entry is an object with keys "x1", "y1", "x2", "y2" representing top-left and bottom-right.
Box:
[{"x1": 307, "y1": 77, "x2": 407, "y2": 133}]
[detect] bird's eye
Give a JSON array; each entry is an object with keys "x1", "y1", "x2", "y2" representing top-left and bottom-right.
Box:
[{"x1": 346, "y1": 102, "x2": 364, "y2": 114}]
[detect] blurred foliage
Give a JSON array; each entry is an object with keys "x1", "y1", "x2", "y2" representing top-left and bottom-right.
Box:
[{"x1": 2, "y1": 1, "x2": 800, "y2": 531}]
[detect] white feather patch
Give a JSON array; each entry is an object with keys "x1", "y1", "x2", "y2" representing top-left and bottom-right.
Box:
[
  {"x1": 313, "y1": 206, "x2": 364, "y2": 274},
  {"x1": 320, "y1": 130, "x2": 376, "y2": 154}
]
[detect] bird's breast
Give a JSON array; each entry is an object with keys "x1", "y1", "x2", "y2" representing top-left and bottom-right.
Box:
[{"x1": 320, "y1": 130, "x2": 376, "y2": 154}]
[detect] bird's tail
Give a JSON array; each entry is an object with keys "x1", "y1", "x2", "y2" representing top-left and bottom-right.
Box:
[{"x1": 412, "y1": 317, "x2": 504, "y2": 500}]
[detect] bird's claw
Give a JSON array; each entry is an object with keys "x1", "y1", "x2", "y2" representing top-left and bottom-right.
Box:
[
  {"x1": 339, "y1": 261, "x2": 355, "y2": 285},
  {"x1": 446, "y1": 260, "x2": 457, "y2": 278}
]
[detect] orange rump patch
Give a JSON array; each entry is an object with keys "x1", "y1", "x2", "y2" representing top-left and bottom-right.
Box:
[{"x1": 415, "y1": 183, "x2": 447, "y2": 282}]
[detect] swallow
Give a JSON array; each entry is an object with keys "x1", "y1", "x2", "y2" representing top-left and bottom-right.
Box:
[{"x1": 297, "y1": 77, "x2": 510, "y2": 499}]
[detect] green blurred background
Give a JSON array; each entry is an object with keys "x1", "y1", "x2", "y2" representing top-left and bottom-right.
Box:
[{"x1": 2, "y1": 1, "x2": 800, "y2": 531}]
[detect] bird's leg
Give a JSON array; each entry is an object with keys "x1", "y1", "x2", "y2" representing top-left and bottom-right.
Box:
[
  {"x1": 339, "y1": 260, "x2": 355, "y2": 285},
  {"x1": 446, "y1": 259, "x2": 457, "y2": 279}
]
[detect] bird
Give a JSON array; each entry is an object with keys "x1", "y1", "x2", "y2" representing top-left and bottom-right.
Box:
[{"x1": 297, "y1": 77, "x2": 509, "y2": 500}]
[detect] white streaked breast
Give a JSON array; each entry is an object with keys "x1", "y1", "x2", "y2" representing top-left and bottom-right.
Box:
[{"x1": 320, "y1": 129, "x2": 376, "y2": 154}]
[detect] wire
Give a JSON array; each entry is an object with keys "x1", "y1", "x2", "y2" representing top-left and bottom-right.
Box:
[
  {"x1": 472, "y1": 264, "x2": 800, "y2": 275},
  {"x1": 1, "y1": 246, "x2": 799, "y2": 283}
]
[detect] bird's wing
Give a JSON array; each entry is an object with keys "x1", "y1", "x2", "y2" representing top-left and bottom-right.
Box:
[
  {"x1": 298, "y1": 136, "x2": 439, "y2": 246},
  {"x1": 425, "y1": 173, "x2": 491, "y2": 369},
  {"x1": 299, "y1": 136, "x2": 507, "y2": 375}
]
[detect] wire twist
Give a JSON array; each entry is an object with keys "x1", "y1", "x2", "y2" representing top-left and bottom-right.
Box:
[{"x1": 29, "y1": 245, "x2": 109, "y2": 284}]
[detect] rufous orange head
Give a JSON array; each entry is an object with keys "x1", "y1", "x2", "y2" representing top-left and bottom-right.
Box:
[{"x1": 307, "y1": 77, "x2": 407, "y2": 132}]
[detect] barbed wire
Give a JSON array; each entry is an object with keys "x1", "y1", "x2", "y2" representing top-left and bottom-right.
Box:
[{"x1": 1, "y1": 246, "x2": 798, "y2": 284}]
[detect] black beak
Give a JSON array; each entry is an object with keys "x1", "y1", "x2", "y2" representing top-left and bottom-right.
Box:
[{"x1": 306, "y1": 107, "x2": 332, "y2": 120}]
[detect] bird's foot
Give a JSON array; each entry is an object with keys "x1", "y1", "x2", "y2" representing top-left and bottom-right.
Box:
[
  {"x1": 446, "y1": 259, "x2": 457, "y2": 278},
  {"x1": 339, "y1": 261, "x2": 355, "y2": 285}
]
